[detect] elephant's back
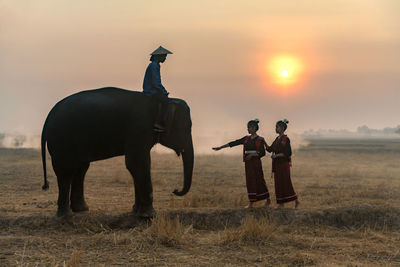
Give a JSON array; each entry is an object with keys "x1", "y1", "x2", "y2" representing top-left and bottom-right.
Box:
[
  {"x1": 48, "y1": 87, "x2": 149, "y2": 120},
  {"x1": 44, "y1": 87, "x2": 154, "y2": 159},
  {"x1": 56, "y1": 87, "x2": 145, "y2": 110}
]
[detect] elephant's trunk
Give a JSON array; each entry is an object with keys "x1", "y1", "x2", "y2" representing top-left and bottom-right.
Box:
[{"x1": 173, "y1": 136, "x2": 194, "y2": 196}]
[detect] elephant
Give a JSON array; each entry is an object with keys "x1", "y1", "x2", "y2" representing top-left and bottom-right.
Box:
[{"x1": 41, "y1": 87, "x2": 194, "y2": 217}]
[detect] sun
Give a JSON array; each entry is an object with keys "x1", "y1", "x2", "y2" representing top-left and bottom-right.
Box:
[{"x1": 265, "y1": 54, "x2": 304, "y2": 86}]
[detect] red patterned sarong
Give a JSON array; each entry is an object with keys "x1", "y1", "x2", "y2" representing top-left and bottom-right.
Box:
[
  {"x1": 245, "y1": 158, "x2": 269, "y2": 202},
  {"x1": 273, "y1": 161, "x2": 297, "y2": 204}
]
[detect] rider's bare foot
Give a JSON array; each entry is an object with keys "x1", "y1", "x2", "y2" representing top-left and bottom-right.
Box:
[
  {"x1": 264, "y1": 199, "x2": 271, "y2": 207},
  {"x1": 295, "y1": 200, "x2": 300, "y2": 209}
]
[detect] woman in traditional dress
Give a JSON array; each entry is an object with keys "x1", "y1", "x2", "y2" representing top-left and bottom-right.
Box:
[
  {"x1": 265, "y1": 119, "x2": 300, "y2": 208},
  {"x1": 213, "y1": 119, "x2": 271, "y2": 208}
]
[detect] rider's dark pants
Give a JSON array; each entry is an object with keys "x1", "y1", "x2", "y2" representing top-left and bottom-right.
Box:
[{"x1": 153, "y1": 93, "x2": 169, "y2": 127}]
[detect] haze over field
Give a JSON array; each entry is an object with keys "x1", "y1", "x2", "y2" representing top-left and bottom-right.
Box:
[{"x1": 1, "y1": 1, "x2": 399, "y2": 151}]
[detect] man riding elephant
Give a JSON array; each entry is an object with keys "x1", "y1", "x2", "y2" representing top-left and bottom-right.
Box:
[
  {"x1": 40, "y1": 45, "x2": 193, "y2": 218},
  {"x1": 41, "y1": 86, "x2": 193, "y2": 218},
  {"x1": 143, "y1": 46, "x2": 173, "y2": 132}
]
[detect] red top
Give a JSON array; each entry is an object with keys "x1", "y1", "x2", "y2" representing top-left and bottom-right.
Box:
[{"x1": 242, "y1": 135, "x2": 265, "y2": 162}]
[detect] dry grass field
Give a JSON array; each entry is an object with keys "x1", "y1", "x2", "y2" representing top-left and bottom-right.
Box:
[{"x1": 1, "y1": 139, "x2": 399, "y2": 266}]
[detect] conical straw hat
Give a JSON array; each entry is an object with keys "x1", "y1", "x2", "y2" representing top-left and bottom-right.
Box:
[{"x1": 150, "y1": 46, "x2": 173, "y2": 55}]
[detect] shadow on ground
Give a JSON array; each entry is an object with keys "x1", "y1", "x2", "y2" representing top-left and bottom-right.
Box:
[{"x1": 1, "y1": 205, "x2": 399, "y2": 233}]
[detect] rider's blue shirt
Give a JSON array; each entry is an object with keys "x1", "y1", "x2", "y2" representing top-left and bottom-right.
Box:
[{"x1": 142, "y1": 61, "x2": 168, "y2": 96}]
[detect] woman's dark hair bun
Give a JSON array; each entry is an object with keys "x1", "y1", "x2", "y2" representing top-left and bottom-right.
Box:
[{"x1": 247, "y1": 119, "x2": 260, "y2": 131}]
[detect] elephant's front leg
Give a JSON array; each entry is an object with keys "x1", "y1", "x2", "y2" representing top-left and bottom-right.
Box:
[{"x1": 125, "y1": 150, "x2": 155, "y2": 218}]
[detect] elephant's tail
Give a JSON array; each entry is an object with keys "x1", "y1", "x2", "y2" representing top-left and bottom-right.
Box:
[{"x1": 41, "y1": 120, "x2": 49, "y2": 190}]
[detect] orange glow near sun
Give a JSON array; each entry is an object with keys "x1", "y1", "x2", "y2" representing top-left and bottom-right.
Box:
[{"x1": 265, "y1": 54, "x2": 304, "y2": 87}]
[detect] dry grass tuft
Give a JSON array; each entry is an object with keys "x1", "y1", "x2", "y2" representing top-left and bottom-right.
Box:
[
  {"x1": 67, "y1": 249, "x2": 81, "y2": 267},
  {"x1": 220, "y1": 215, "x2": 278, "y2": 245},
  {"x1": 144, "y1": 213, "x2": 192, "y2": 246}
]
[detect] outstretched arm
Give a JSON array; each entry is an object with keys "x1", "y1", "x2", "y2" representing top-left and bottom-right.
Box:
[
  {"x1": 212, "y1": 143, "x2": 229, "y2": 151},
  {"x1": 213, "y1": 136, "x2": 246, "y2": 151}
]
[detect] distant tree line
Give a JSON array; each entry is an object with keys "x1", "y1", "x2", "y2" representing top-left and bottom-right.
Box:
[
  {"x1": 0, "y1": 133, "x2": 28, "y2": 148},
  {"x1": 302, "y1": 125, "x2": 400, "y2": 139}
]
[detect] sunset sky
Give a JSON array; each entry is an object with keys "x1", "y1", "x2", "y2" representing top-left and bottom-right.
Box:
[{"x1": 1, "y1": 1, "x2": 399, "y2": 149}]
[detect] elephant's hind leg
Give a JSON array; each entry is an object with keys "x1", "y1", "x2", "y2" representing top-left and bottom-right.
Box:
[
  {"x1": 53, "y1": 165, "x2": 74, "y2": 217},
  {"x1": 70, "y1": 162, "x2": 90, "y2": 213}
]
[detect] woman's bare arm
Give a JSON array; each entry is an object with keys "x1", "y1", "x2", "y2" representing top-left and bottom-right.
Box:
[{"x1": 212, "y1": 144, "x2": 229, "y2": 151}]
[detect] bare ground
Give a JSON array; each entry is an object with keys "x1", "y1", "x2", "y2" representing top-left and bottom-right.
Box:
[{"x1": 0, "y1": 140, "x2": 400, "y2": 266}]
